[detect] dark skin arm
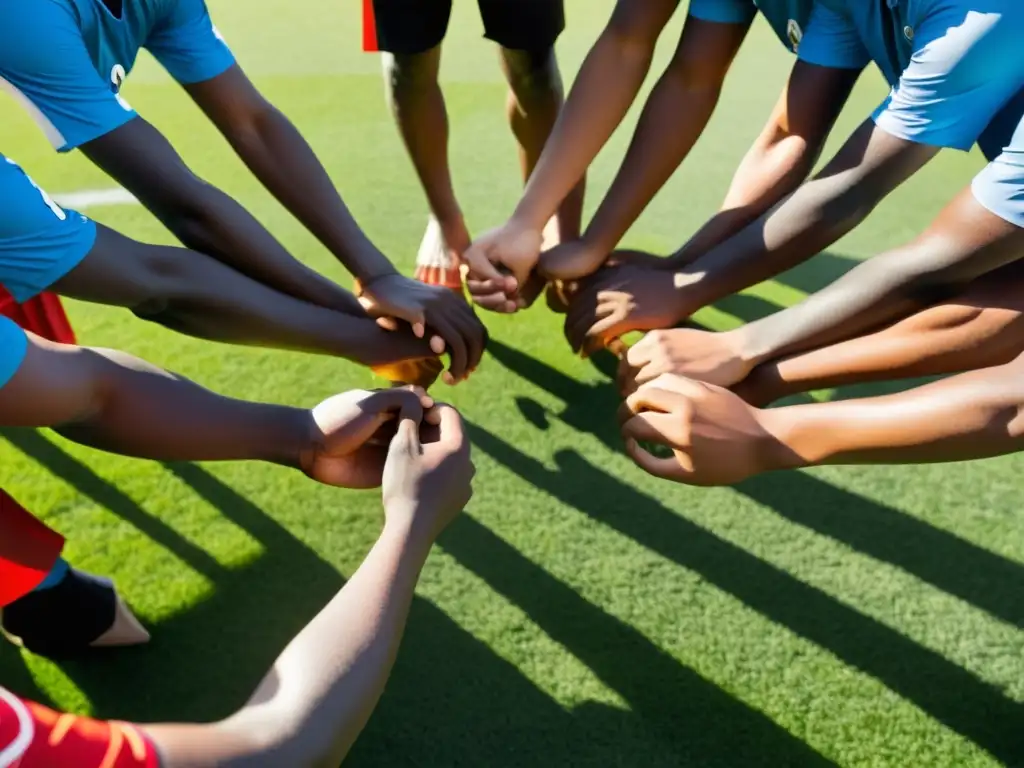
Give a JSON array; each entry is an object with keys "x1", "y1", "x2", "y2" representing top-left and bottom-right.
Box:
[
  {"x1": 184, "y1": 65, "x2": 486, "y2": 377},
  {"x1": 80, "y1": 117, "x2": 361, "y2": 315},
  {"x1": 734, "y1": 185, "x2": 1024, "y2": 365},
  {"x1": 52, "y1": 225, "x2": 446, "y2": 373},
  {"x1": 668, "y1": 60, "x2": 862, "y2": 265}
]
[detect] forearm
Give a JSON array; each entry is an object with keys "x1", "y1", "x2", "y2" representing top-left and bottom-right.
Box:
[
  {"x1": 670, "y1": 126, "x2": 819, "y2": 266},
  {"x1": 228, "y1": 106, "x2": 396, "y2": 282},
  {"x1": 759, "y1": 354, "x2": 1024, "y2": 467},
  {"x1": 151, "y1": 182, "x2": 359, "y2": 313},
  {"x1": 582, "y1": 74, "x2": 723, "y2": 254},
  {"x1": 510, "y1": 14, "x2": 668, "y2": 230},
  {"x1": 55, "y1": 347, "x2": 311, "y2": 466},
  {"x1": 213, "y1": 520, "x2": 432, "y2": 766}
]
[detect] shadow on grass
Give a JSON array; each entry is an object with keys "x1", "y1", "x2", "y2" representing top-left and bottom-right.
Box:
[
  {"x1": 485, "y1": 343, "x2": 1024, "y2": 765},
  {"x1": 1, "y1": 431, "x2": 828, "y2": 766}
]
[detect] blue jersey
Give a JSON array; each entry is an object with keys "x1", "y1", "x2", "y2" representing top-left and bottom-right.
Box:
[
  {"x1": 797, "y1": 0, "x2": 1024, "y2": 161},
  {"x1": 0, "y1": 0, "x2": 235, "y2": 152},
  {"x1": 0, "y1": 315, "x2": 28, "y2": 392},
  {"x1": 0, "y1": 155, "x2": 97, "y2": 303},
  {"x1": 689, "y1": 0, "x2": 825, "y2": 57}
]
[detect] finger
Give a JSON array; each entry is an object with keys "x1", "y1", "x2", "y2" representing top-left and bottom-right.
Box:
[
  {"x1": 580, "y1": 310, "x2": 625, "y2": 359},
  {"x1": 606, "y1": 337, "x2": 629, "y2": 361},
  {"x1": 375, "y1": 316, "x2": 400, "y2": 331},
  {"x1": 641, "y1": 372, "x2": 710, "y2": 399},
  {"x1": 623, "y1": 386, "x2": 684, "y2": 419},
  {"x1": 371, "y1": 387, "x2": 426, "y2": 425},
  {"x1": 625, "y1": 334, "x2": 656, "y2": 367},
  {"x1": 469, "y1": 288, "x2": 518, "y2": 314},
  {"x1": 620, "y1": 411, "x2": 679, "y2": 444},
  {"x1": 633, "y1": 361, "x2": 667, "y2": 388},
  {"x1": 412, "y1": 320, "x2": 426, "y2": 339},
  {"x1": 564, "y1": 300, "x2": 600, "y2": 353},
  {"x1": 465, "y1": 276, "x2": 508, "y2": 296},
  {"x1": 433, "y1": 403, "x2": 467, "y2": 451},
  {"x1": 433, "y1": 316, "x2": 468, "y2": 384},
  {"x1": 424, "y1": 404, "x2": 444, "y2": 426},
  {"x1": 454, "y1": 305, "x2": 487, "y2": 375},
  {"x1": 388, "y1": 415, "x2": 422, "y2": 459},
  {"x1": 463, "y1": 248, "x2": 510, "y2": 286},
  {"x1": 623, "y1": 438, "x2": 686, "y2": 482},
  {"x1": 430, "y1": 334, "x2": 446, "y2": 355}
]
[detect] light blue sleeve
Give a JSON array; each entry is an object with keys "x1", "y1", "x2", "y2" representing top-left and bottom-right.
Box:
[
  {"x1": 687, "y1": 0, "x2": 757, "y2": 26},
  {"x1": 146, "y1": 0, "x2": 236, "y2": 85},
  {"x1": 796, "y1": 2, "x2": 871, "y2": 71},
  {"x1": 0, "y1": 157, "x2": 97, "y2": 303},
  {"x1": 971, "y1": 111, "x2": 1024, "y2": 229},
  {"x1": 0, "y1": 1, "x2": 137, "y2": 151},
  {"x1": 872, "y1": 4, "x2": 1024, "y2": 152},
  {"x1": 0, "y1": 315, "x2": 28, "y2": 392}
]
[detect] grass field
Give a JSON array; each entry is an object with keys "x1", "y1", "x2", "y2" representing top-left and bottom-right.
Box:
[{"x1": 2, "y1": 1, "x2": 1023, "y2": 765}]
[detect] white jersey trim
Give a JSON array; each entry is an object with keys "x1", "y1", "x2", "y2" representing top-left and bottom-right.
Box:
[
  {"x1": 0, "y1": 75, "x2": 66, "y2": 150},
  {"x1": 0, "y1": 687, "x2": 34, "y2": 767}
]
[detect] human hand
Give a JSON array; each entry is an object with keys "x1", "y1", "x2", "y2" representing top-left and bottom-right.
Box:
[
  {"x1": 618, "y1": 373, "x2": 799, "y2": 486},
  {"x1": 618, "y1": 328, "x2": 752, "y2": 396},
  {"x1": 356, "y1": 275, "x2": 487, "y2": 383},
  {"x1": 463, "y1": 220, "x2": 542, "y2": 313},
  {"x1": 300, "y1": 387, "x2": 433, "y2": 489},
  {"x1": 382, "y1": 404, "x2": 474, "y2": 539},
  {"x1": 564, "y1": 259, "x2": 691, "y2": 357}
]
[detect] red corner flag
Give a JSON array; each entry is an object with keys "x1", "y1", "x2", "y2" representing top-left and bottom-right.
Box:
[
  {"x1": 362, "y1": 0, "x2": 379, "y2": 52},
  {"x1": 0, "y1": 288, "x2": 74, "y2": 605},
  {"x1": 0, "y1": 491, "x2": 65, "y2": 607}
]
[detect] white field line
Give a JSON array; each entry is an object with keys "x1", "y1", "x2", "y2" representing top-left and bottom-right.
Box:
[{"x1": 52, "y1": 187, "x2": 140, "y2": 210}]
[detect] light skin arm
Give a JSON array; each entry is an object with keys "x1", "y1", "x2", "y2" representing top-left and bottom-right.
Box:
[
  {"x1": 619, "y1": 364, "x2": 1024, "y2": 485},
  {"x1": 541, "y1": 14, "x2": 751, "y2": 280},
  {"x1": 143, "y1": 407, "x2": 474, "y2": 768},
  {"x1": 759, "y1": 353, "x2": 1024, "y2": 467},
  {"x1": 512, "y1": 0, "x2": 681, "y2": 233},
  {"x1": 462, "y1": 0, "x2": 680, "y2": 301}
]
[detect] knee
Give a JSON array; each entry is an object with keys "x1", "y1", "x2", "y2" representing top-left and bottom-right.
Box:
[{"x1": 502, "y1": 48, "x2": 561, "y2": 106}]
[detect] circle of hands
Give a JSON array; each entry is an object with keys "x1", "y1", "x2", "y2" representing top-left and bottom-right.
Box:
[{"x1": 350, "y1": 220, "x2": 784, "y2": 493}]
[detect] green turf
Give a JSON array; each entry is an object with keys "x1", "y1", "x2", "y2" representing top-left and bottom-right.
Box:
[{"x1": 2, "y1": 1, "x2": 1022, "y2": 765}]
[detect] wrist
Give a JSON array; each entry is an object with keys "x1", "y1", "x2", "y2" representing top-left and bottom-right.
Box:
[
  {"x1": 351, "y1": 246, "x2": 398, "y2": 283},
  {"x1": 381, "y1": 508, "x2": 439, "y2": 551},
  {"x1": 754, "y1": 406, "x2": 820, "y2": 470},
  {"x1": 509, "y1": 204, "x2": 549, "y2": 234}
]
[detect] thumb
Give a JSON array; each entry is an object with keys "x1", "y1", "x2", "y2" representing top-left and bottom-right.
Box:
[
  {"x1": 387, "y1": 416, "x2": 422, "y2": 461},
  {"x1": 464, "y1": 244, "x2": 513, "y2": 287}
]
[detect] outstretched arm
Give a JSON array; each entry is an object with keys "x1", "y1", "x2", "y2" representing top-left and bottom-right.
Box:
[
  {"x1": 54, "y1": 225, "x2": 438, "y2": 371},
  {"x1": 668, "y1": 60, "x2": 860, "y2": 266},
  {"x1": 506, "y1": 0, "x2": 680, "y2": 235},
  {"x1": 143, "y1": 407, "x2": 474, "y2": 768},
  {"x1": 80, "y1": 118, "x2": 361, "y2": 315},
  {"x1": 0, "y1": 328, "x2": 314, "y2": 464},
  {"x1": 184, "y1": 64, "x2": 395, "y2": 283},
  {"x1": 761, "y1": 352, "x2": 1024, "y2": 468},
  {"x1": 733, "y1": 185, "x2": 1024, "y2": 368}
]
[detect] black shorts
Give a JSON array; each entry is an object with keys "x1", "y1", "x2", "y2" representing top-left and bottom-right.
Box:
[{"x1": 368, "y1": 0, "x2": 565, "y2": 55}]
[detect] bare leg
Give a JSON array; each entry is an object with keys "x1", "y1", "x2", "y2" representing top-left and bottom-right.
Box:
[
  {"x1": 736, "y1": 260, "x2": 1024, "y2": 405},
  {"x1": 383, "y1": 47, "x2": 471, "y2": 258},
  {"x1": 500, "y1": 47, "x2": 584, "y2": 245}
]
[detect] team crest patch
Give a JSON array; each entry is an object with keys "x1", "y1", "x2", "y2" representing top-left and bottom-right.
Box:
[{"x1": 787, "y1": 18, "x2": 803, "y2": 51}]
